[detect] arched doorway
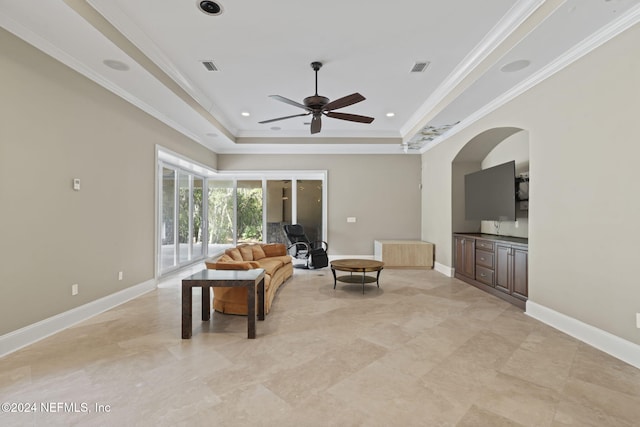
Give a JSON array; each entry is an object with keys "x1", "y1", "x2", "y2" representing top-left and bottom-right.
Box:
[{"x1": 451, "y1": 127, "x2": 529, "y2": 237}]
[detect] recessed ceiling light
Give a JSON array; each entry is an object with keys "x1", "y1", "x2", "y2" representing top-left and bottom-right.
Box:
[
  {"x1": 197, "y1": 1, "x2": 223, "y2": 16},
  {"x1": 386, "y1": 112, "x2": 395, "y2": 117},
  {"x1": 103, "y1": 59, "x2": 129, "y2": 71},
  {"x1": 241, "y1": 112, "x2": 250, "y2": 117},
  {"x1": 500, "y1": 59, "x2": 531, "y2": 73},
  {"x1": 270, "y1": 126, "x2": 281, "y2": 131}
]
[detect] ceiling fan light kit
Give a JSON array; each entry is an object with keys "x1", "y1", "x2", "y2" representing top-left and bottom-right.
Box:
[{"x1": 259, "y1": 61, "x2": 375, "y2": 134}]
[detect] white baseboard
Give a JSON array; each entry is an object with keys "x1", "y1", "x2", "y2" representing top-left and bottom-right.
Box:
[
  {"x1": 327, "y1": 255, "x2": 375, "y2": 261},
  {"x1": 0, "y1": 279, "x2": 157, "y2": 358},
  {"x1": 526, "y1": 301, "x2": 640, "y2": 369},
  {"x1": 435, "y1": 262, "x2": 454, "y2": 277}
]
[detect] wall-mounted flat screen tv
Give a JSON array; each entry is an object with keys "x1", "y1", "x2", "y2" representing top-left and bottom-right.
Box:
[{"x1": 464, "y1": 160, "x2": 516, "y2": 221}]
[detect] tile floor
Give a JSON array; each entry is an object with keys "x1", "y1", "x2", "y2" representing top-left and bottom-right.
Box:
[{"x1": 1, "y1": 267, "x2": 639, "y2": 426}]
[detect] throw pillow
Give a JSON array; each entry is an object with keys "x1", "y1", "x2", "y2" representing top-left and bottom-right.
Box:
[
  {"x1": 262, "y1": 243, "x2": 286, "y2": 257},
  {"x1": 239, "y1": 245, "x2": 254, "y2": 261},
  {"x1": 226, "y1": 248, "x2": 243, "y2": 261},
  {"x1": 218, "y1": 254, "x2": 234, "y2": 262},
  {"x1": 251, "y1": 245, "x2": 267, "y2": 260}
]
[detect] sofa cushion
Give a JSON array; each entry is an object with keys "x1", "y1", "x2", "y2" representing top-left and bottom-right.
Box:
[
  {"x1": 268, "y1": 255, "x2": 292, "y2": 265},
  {"x1": 226, "y1": 248, "x2": 243, "y2": 261},
  {"x1": 262, "y1": 243, "x2": 286, "y2": 257},
  {"x1": 251, "y1": 245, "x2": 267, "y2": 260},
  {"x1": 239, "y1": 245, "x2": 254, "y2": 261},
  {"x1": 214, "y1": 261, "x2": 261, "y2": 270},
  {"x1": 255, "y1": 258, "x2": 284, "y2": 276}
]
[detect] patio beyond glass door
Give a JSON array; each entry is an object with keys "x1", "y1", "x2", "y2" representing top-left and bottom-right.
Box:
[
  {"x1": 207, "y1": 180, "x2": 234, "y2": 254},
  {"x1": 296, "y1": 180, "x2": 323, "y2": 244},
  {"x1": 236, "y1": 180, "x2": 263, "y2": 243},
  {"x1": 161, "y1": 167, "x2": 177, "y2": 271},
  {"x1": 178, "y1": 172, "x2": 191, "y2": 264},
  {"x1": 266, "y1": 180, "x2": 291, "y2": 244},
  {"x1": 193, "y1": 177, "x2": 204, "y2": 258}
]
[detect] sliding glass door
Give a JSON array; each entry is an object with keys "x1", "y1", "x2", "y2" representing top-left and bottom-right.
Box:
[
  {"x1": 159, "y1": 163, "x2": 207, "y2": 275},
  {"x1": 193, "y1": 177, "x2": 204, "y2": 259},
  {"x1": 160, "y1": 167, "x2": 177, "y2": 271},
  {"x1": 207, "y1": 180, "x2": 234, "y2": 254},
  {"x1": 236, "y1": 180, "x2": 263, "y2": 243},
  {"x1": 178, "y1": 171, "x2": 191, "y2": 264},
  {"x1": 157, "y1": 147, "x2": 328, "y2": 277}
]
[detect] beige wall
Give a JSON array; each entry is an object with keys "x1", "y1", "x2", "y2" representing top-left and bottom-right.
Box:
[
  {"x1": 218, "y1": 154, "x2": 422, "y2": 256},
  {"x1": 421, "y1": 23, "x2": 640, "y2": 344},
  {"x1": 0, "y1": 29, "x2": 217, "y2": 334}
]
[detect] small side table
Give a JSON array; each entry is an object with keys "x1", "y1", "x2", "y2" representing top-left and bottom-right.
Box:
[{"x1": 182, "y1": 269, "x2": 265, "y2": 339}]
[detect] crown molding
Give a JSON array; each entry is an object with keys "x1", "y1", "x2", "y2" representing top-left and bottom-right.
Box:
[
  {"x1": 420, "y1": 3, "x2": 640, "y2": 154},
  {"x1": 401, "y1": 0, "x2": 546, "y2": 139}
]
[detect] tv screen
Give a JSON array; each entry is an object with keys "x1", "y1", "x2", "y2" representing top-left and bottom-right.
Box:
[{"x1": 464, "y1": 161, "x2": 516, "y2": 221}]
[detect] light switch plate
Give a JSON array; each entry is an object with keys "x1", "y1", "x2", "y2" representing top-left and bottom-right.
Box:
[{"x1": 73, "y1": 178, "x2": 81, "y2": 191}]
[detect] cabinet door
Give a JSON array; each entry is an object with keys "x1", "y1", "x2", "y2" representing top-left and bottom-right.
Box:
[
  {"x1": 495, "y1": 244, "x2": 511, "y2": 294},
  {"x1": 512, "y1": 247, "x2": 528, "y2": 300},
  {"x1": 454, "y1": 236, "x2": 475, "y2": 279}
]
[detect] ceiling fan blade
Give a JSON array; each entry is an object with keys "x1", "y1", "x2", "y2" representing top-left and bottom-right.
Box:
[
  {"x1": 268, "y1": 95, "x2": 311, "y2": 111},
  {"x1": 259, "y1": 112, "x2": 310, "y2": 124},
  {"x1": 325, "y1": 111, "x2": 375, "y2": 123},
  {"x1": 323, "y1": 93, "x2": 365, "y2": 111},
  {"x1": 310, "y1": 115, "x2": 322, "y2": 134}
]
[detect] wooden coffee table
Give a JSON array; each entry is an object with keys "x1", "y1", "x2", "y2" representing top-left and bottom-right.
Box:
[{"x1": 331, "y1": 259, "x2": 384, "y2": 294}]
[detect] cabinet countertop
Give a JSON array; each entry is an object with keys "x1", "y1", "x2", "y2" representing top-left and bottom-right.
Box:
[{"x1": 453, "y1": 233, "x2": 528, "y2": 246}]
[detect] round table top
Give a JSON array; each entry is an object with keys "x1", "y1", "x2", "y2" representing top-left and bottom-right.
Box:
[{"x1": 331, "y1": 259, "x2": 384, "y2": 272}]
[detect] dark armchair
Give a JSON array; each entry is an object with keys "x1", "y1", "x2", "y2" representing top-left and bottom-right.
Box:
[{"x1": 283, "y1": 224, "x2": 328, "y2": 269}]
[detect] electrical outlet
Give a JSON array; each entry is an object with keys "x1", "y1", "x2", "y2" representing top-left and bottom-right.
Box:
[
  {"x1": 347, "y1": 217, "x2": 357, "y2": 223},
  {"x1": 72, "y1": 284, "x2": 78, "y2": 296},
  {"x1": 118, "y1": 271, "x2": 123, "y2": 281},
  {"x1": 515, "y1": 220, "x2": 519, "y2": 228},
  {"x1": 636, "y1": 313, "x2": 640, "y2": 329}
]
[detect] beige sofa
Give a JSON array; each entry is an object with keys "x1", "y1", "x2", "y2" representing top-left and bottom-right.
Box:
[{"x1": 204, "y1": 243, "x2": 293, "y2": 315}]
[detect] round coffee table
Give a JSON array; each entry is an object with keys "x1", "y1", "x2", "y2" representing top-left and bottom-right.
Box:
[{"x1": 331, "y1": 259, "x2": 384, "y2": 294}]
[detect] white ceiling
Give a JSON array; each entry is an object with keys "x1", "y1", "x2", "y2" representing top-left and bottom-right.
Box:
[{"x1": 1, "y1": 0, "x2": 639, "y2": 154}]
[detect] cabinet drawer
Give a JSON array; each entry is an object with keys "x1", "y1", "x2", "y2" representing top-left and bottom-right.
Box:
[
  {"x1": 475, "y1": 249, "x2": 494, "y2": 268},
  {"x1": 476, "y1": 240, "x2": 494, "y2": 251},
  {"x1": 475, "y1": 266, "x2": 494, "y2": 286}
]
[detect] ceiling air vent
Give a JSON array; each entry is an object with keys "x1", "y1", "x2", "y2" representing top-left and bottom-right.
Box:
[
  {"x1": 410, "y1": 61, "x2": 430, "y2": 73},
  {"x1": 201, "y1": 60, "x2": 219, "y2": 71}
]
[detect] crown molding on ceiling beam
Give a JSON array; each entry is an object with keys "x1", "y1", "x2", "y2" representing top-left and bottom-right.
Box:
[
  {"x1": 400, "y1": 0, "x2": 549, "y2": 141},
  {"x1": 419, "y1": 3, "x2": 640, "y2": 155},
  {"x1": 64, "y1": 0, "x2": 236, "y2": 143}
]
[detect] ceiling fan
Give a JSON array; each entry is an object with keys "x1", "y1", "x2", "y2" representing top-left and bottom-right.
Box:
[{"x1": 259, "y1": 61, "x2": 375, "y2": 134}]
